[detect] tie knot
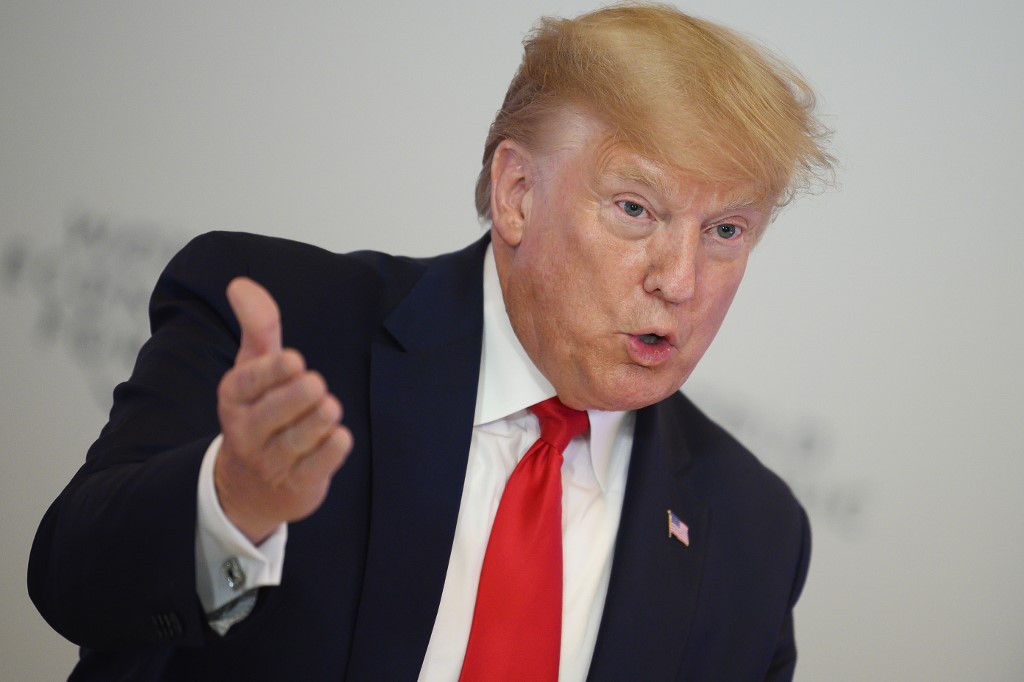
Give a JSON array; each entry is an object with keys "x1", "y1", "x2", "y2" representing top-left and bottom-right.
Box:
[{"x1": 530, "y1": 397, "x2": 589, "y2": 452}]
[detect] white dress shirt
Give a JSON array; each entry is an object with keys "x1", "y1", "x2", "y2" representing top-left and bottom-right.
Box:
[{"x1": 195, "y1": 244, "x2": 634, "y2": 680}]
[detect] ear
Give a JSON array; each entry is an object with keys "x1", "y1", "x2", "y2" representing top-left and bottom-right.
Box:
[{"x1": 489, "y1": 139, "x2": 534, "y2": 249}]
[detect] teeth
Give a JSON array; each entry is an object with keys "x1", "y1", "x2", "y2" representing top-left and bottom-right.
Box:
[{"x1": 639, "y1": 333, "x2": 662, "y2": 345}]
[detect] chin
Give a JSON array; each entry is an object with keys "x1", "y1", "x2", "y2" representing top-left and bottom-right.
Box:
[
  {"x1": 605, "y1": 388, "x2": 677, "y2": 411},
  {"x1": 572, "y1": 373, "x2": 686, "y2": 412}
]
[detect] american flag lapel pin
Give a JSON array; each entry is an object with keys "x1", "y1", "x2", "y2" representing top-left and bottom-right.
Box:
[{"x1": 667, "y1": 509, "x2": 690, "y2": 547}]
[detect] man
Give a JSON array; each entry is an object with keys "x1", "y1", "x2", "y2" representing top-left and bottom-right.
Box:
[{"x1": 29, "y1": 4, "x2": 833, "y2": 680}]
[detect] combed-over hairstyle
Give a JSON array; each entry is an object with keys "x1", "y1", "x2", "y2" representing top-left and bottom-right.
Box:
[{"x1": 475, "y1": 2, "x2": 834, "y2": 220}]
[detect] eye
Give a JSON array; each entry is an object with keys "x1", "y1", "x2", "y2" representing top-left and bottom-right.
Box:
[
  {"x1": 714, "y1": 223, "x2": 741, "y2": 240},
  {"x1": 618, "y1": 200, "x2": 646, "y2": 218}
]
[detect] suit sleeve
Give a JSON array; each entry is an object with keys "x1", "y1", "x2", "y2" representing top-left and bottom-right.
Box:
[
  {"x1": 764, "y1": 504, "x2": 812, "y2": 681},
  {"x1": 27, "y1": 233, "x2": 251, "y2": 650}
]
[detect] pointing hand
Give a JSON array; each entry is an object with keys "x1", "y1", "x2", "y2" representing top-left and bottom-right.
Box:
[{"x1": 214, "y1": 277, "x2": 352, "y2": 544}]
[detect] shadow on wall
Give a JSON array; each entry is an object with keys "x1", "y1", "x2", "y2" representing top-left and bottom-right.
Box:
[
  {"x1": 690, "y1": 386, "x2": 872, "y2": 541},
  {"x1": 1, "y1": 214, "x2": 192, "y2": 413}
]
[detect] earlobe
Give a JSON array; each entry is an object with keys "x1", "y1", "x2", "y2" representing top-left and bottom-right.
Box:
[{"x1": 490, "y1": 140, "x2": 533, "y2": 248}]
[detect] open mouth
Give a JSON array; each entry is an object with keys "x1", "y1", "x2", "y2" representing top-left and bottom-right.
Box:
[{"x1": 627, "y1": 332, "x2": 674, "y2": 366}]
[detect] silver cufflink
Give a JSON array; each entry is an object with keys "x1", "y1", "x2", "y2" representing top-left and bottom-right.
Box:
[{"x1": 223, "y1": 557, "x2": 246, "y2": 591}]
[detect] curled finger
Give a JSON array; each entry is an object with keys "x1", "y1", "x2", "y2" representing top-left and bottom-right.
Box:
[
  {"x1": 269, "y1": 393, "x2": 343, "y2": 460},
  {"x1": 220, "y1": 349, "x2": 306, "y2": 405},
  {"x1": 293, "y1": 426, "x2": 353, "y2": 488}
]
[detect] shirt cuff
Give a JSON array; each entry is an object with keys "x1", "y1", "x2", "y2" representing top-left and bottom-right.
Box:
[{"x1": 195, "y1": 434, "x2": 287, "y2": 613}]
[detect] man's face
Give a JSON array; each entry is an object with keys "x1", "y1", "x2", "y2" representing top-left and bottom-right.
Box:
[{"x1": 492, "y1": 111, "x2": 767, "y2": 411}]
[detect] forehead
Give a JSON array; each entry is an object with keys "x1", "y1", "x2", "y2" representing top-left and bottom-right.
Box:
[{"x1": 535, "y1": 108, "x2": 771, "y2": 216}]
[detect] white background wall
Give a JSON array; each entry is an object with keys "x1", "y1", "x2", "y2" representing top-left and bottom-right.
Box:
[{"x1": 2, "y1": 1, "x2": 1022, "y2": 679}]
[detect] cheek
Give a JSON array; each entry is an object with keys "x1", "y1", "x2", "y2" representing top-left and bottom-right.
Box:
[
  {"x1": 569, "y1": 231, "x2": 646, "y2": 300},
  {"x1": 561, "y1": 257, "x2": 630, "y2": 334},
  {"x1": 695, "y1": 268, "x2": 746, "y2": 334}
]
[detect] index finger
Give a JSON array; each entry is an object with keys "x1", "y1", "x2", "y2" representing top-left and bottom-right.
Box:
[{"x1": 220, "y1": 348, "x2": 306, "y2": 405}]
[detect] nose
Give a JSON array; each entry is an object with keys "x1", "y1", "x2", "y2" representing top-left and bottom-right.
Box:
[{"x1": 642, "y1": 227, "x2": 698, "y2": 304}]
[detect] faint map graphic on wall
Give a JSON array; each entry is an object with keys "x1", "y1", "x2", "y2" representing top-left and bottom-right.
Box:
[
  {"x1": 1, "y1": 214, "x2": 193, "y2": 413},
  {"x1": 690, "y1": 386, "x2": 871, "y2": 540}
]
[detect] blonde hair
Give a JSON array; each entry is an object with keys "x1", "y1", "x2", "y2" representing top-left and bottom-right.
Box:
[{"x1": 475, "y1": 2, "x2": 834, "y2": 220}]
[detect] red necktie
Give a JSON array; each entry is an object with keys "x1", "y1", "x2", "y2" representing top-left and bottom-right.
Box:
[{"x1": 459, "y1": 397, "x2": 589, "y2": 682}]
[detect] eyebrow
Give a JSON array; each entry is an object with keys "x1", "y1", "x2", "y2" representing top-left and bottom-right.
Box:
[
  {"x1": 606, "y1": 165, "x2": 674, "y2": 198},
  {"x1": 715, "y1": 192, "x2": 766, "y2": 213},
  {"x1": 607, "y1": 164, "x2": 766, "y2": 215}
]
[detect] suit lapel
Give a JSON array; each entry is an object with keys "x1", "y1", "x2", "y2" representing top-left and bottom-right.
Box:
[
  {"x1": 587, "y1": 396, "x2": 710, "y2": 682},
  {"x1": 344, "y1": 238, "x2": 488, "y2": 681}
]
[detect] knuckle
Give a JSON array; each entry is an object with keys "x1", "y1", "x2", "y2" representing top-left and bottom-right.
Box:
[
  {"x1": 236, "y1": 364, "x2": 261, "y2": 399},
  {"x1": 317, "y1": 395, "x2": 342, "y2": 424},
  {"x1": 281, "y1": 425, "x2": 299, "y2": 454},
  {"x1": 218, "y1": 400, "x2": 245, "y2": 435},
  {"x1": 278, "y1": 349, "x2": 306, "y2": 376},
  {"x1": 328, "y1": 426, "x2": 354, "y2": 457},
  {"x1": 217, "y1": 368, "x2": 239, "y2": 402},
  {"x1": 304, "y1": 371, "x2": 328, "y2": 398},
  {"x1": 274, "y1": 422, "x2": 300, "y2": 453},
  {"x1": 289, "y1": 374, "x2": 323, "y2": 406}
]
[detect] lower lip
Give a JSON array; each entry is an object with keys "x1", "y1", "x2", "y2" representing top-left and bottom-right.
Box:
[{"x1": 626, "y1": 335, "x2": 674, "y2": 367}]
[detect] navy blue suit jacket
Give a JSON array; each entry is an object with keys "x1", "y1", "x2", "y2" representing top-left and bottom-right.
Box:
[{"x1": 29, "y1": 231, "x2": 810, "y2": 681}]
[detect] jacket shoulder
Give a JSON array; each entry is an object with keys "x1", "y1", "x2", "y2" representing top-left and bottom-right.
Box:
[
  {"x1": 663, "y1": 390, "x2": 804, "y2": 525},
  {"x1": 668, "y1": 388, "x2": 811, "y2": 593},
  {"x1": 165, "y1": 231, "x2": 421, "y2": 289}
]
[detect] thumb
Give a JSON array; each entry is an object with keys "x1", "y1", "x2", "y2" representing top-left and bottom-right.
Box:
[{"x1": 226, "y1": 277, "x2": 282, "y2": 362}]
